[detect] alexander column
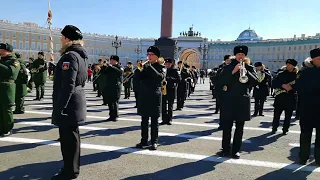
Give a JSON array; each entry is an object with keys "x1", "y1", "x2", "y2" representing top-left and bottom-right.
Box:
[{"x1": 154, "y1": 0, "x2": 177, "y2": 59}]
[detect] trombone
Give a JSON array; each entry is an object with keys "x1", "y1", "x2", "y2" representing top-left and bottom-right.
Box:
[
  {"x1": 122, "y1": 57, "x2": 164, "y2": 82},
  {"x1": 122, "y1": 60, "x2": 149, "y2": 82}
]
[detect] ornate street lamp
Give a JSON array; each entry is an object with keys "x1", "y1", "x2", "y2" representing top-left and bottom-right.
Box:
[
  {"x1": 199, "y1": 38, "x2": 209, "y2": 69},
  {"x1": 112, "y1": 35, "x2": 122, "y2": 56}
]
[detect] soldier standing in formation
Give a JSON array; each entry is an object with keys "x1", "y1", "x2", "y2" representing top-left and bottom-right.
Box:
[
  {"x1": 32, "y1": 51, "x2": 47, "y2": 100},
  {"x1": 252, "y1": 62, "x2": 271, "y2": 117},
  {"x1": 123, "y1": 61, "x2": 133, "y2": 99},
  {"x1": 26, "y1": 57, "x2": 34, "y2": 92},
  {"x1": 52, "y1": 25, "x2": 87, "y2": 180},
  {"x1": 13, "y1": 53, "x2": 28, "y2": 114},
  {"x1": 135, "y1": 46, "x2": 165, "y2": 150},
  {"x1": 217, "y1": 45, "x2": 258, "y2": 159},
  {"x1": 294, "y1": 48, "x2": 320, "y2": 165},
  {"x1": 94, "y1": 59, "x2": 106, "y2": 101},
  {"x1": 199, "y1": 69, "x2": 205, "y2": 84},
  {"x1": 132, "y1": 60, "x2": 142, "y2": 108},
  {"x1": 160, "y1": 57, "x2": 181, "y2": 125},
  {"x1": 214, "y1": 55, "x2": 231, "y2": 115},
  {"x1": 271, "y1": 59, "x2": 298, "y2": 135},
  {"x1": 99, "y1": 55, "x2": 123, "y2": 122},
  {"x1": 176, "y1": 61, "x2": 190, "y2": 110},
  {"x1": 0, "y1": 43, "x2": 20, "y2": 137}
]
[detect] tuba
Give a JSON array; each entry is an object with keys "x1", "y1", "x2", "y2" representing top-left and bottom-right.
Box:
[{"x1": 239, "y1": 59, "x2": 249, "y2": 83}]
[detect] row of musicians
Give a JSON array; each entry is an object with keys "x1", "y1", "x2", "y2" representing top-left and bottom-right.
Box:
[{"x1": 90, "y1": 55, "x2": 198, "y2": 124}]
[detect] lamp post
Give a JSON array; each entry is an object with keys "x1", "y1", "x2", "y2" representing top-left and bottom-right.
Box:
[
  {"x1": 134, "y1": 44, "x2": 142, "y2": 60},
  {"x1": 112, "y1": 35, "x2": 122, "y2": 56},
  {"x1": 198, "y1": 38, "x2": 209, "y2": 69}
]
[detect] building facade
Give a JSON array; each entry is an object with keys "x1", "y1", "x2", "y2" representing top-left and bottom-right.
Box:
[
  {"x1": 0, "y1": 20, "x2": 154, "y2": 65},
  {"x1": 1, "y1": 19, "x2": 320, "y2": 71},
  {"x1": 208, "y1": 28, "x2": 320, "y2": 71}
]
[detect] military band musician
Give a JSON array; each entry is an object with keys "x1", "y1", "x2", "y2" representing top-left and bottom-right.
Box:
[
  {"x1": 217, "y1": 45, "x2": 258, "y2": 159},
  {"x1": 160, "y1": 57, "x2": 181, "y2": 125}
]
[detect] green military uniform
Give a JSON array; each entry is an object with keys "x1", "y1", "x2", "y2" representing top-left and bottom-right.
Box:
[
  {"x1": 14, "y1": 57, "x2": 28, "y2": 114},
  {"x1": 32, "y1": 58, "x2": 47, "y2": 100},
  {"x1": 27, "y1": 58, "x2": 34, "y2": 92},
  {"x1": 0, "y1": 44, "x2": 20, "y2": 136},
  {"x1": 123, "y1": 66, "x2": 133, "y2": 99}
]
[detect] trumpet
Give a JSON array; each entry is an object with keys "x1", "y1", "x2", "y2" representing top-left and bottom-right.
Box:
[{"x1": 239, "y1": 59, "x2": 249, "y2": 83}]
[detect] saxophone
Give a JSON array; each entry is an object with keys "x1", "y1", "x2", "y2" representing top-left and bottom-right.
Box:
[
  {"x1": 161, "y1": 68, "x2": 167, "y2": 95},
  {"x1": 31, "y1": 65, "x2": 45, "y2": 73},
  {"x1": 274, "y1": 80, "x2": 295, "y2": 96}
]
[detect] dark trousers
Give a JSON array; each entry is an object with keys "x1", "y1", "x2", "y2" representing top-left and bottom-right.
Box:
[
  {"x1": 162, "y1": 96, "x2": 174, "y2": 123},
  {"x1": 96, "y1": 84, "x2": 101, "y2": 97},
  {"x1": 108, "y1": 101, "x2": 119, "y2": 119},
  {"x1": 141, "y1": 116, "x2": 159, "y2": 144},
  {"x1": 296, "y1": 95, "x2": 301, "y2": 118},
  {"x1": 35, "y1": 83, "x2": 45, "y2": 99},
  {"x1": 15, "y1": 95, "x2": 25, "y2": 112},
  {"x1": 200, "y1": 77, "x2": 205, "y2": 84},
  {"x1": 87, "y1": 75, "x2": 92, "y2": 82},
  {"x1": 222, "y1": 120, "x2": 245, "y2": 153},
  {"x1": 254, "y1": 97, "x2": 266, "y2": 115},
  {"x1": 27, "y1": 79, "x2": 34, "y2": 91},
  {"x1": 215, "y1": 96, "x2": 220, "y2": 113},
  {"x1": 124, "y1": 87, "x2": 131, "y2": 98},
  {"x1": 58, "y1": 126, "x2": 80, "y2": 177},
  {"x1": 134, "y1": 91, "x2": 139, "y2": 107},
  {"x1": 177, "y1": 91, "x2": 186, "y2": 109},
  {"x1": 272, "y1": 107, "x2": 293, "y2": 132},
  {"x1": 299, "y1": 125, "x2": 320, "y2": 162},
  {"x1": 93, "y1": 82, "x2": 97, "y2": 91}
]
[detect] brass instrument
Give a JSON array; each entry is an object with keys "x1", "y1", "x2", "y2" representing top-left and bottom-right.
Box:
[
  {"x1": 239, "y1": 59, "x2": 249, "y2": 83},
  {"x1": 274, "y1": 80, "x2": 295, "y2": 96},
  {"x1": 257, "y1": 70, "x2": 265, "y2": 83},
  {"x1": 161, "y1": 67, "x2": 167, "y2": 95},
  {"x1": 137, "y1": 60, "x2": 149, "y2": 71},
  {"x1": 31, "y1": 65, "x2": 45, "y2": 73},
  {"x1": 92, "y1": 63, "x2": 104, "y2": 82}
]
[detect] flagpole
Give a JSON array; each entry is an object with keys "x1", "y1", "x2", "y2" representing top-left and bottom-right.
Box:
[{"x1": 47, "y1": 0, "x2": 54, "y2": 63}]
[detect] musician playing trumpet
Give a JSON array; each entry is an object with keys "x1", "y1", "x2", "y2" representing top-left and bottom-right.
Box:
[
  {"x1": 135, "y1": 46, "x2": 165, "y2": 150},
  {"x1": 252, "y1": 62, "x2": 271, "y2": 117},
  {"x1": 217, "y1": 45, "x2": 258, "y2": 159},
  {"x1": 32, "y1": 51, "x2": 47, "y2": 101},
  {"x1": 271, "y1": 59, "x2": 298, "y2": 135}
]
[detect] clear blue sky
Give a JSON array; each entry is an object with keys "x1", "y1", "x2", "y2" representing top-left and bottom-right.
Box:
[{"x1": 2, "y1": 0, "x2": 319, "y2": 41}]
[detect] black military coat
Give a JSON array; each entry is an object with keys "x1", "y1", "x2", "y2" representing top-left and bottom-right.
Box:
[
  {"x1": 136, "y1": 62, "x2": 165, "y2": 117},
  {"x1": 132, "y1": 69, "x2": 141, "y2": 93},
  {"x1": 177, "y1": 67, "x2": 191, "y2": 97},
  {"x1": 272, "y1": 68, "x2": 297, "y2": 109},
  {"x1": 52, "y1": 44, "x2": 88, "y2": 127},
  {"x1": 101, "y1": 63, "x2": 123, "y2": 102},
  {"x1": 294, "y1": 59, "x2": 320, "y2": 128},
  {"x1": 220, "y1": 59, "x2": 259, "y2": 122},
  {"x1": 253, "y1": 70, "x2": 271, "y2": 98},
  {"x1": 164, "y1": 68, "x2": 181, "y2": 99}
]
